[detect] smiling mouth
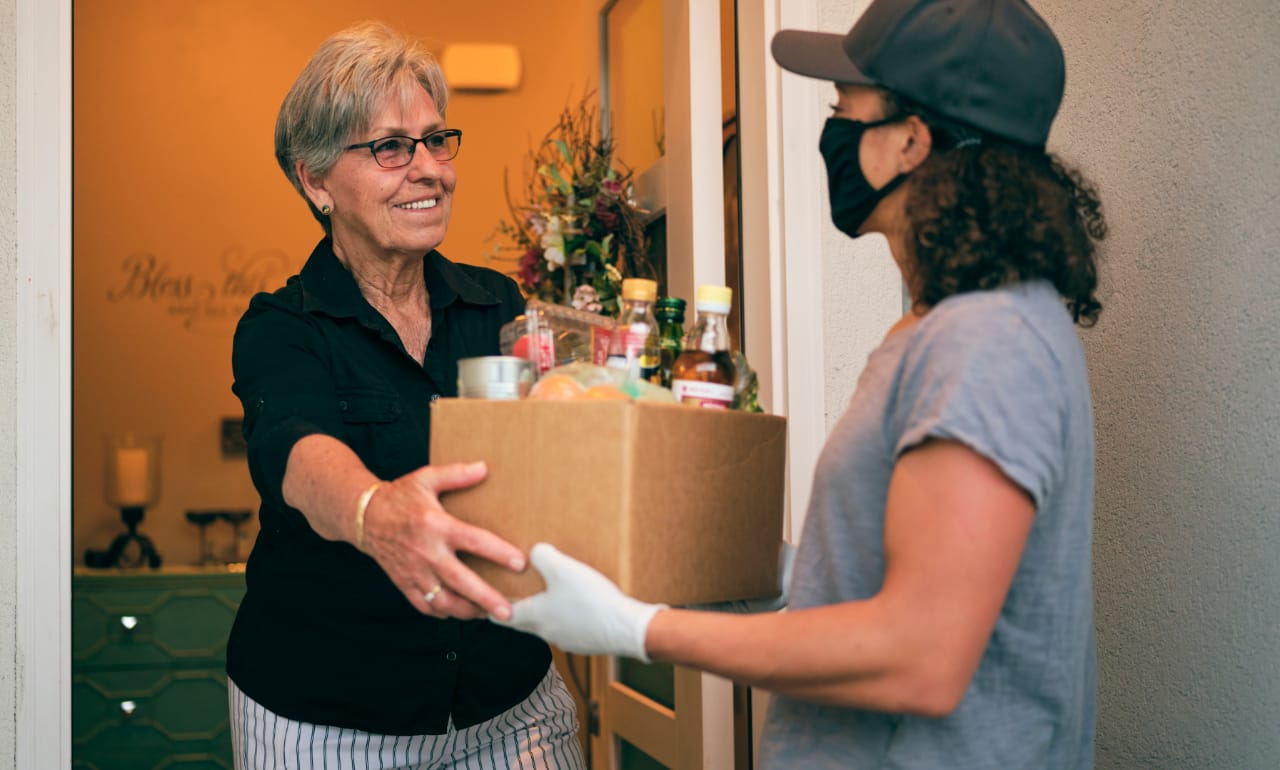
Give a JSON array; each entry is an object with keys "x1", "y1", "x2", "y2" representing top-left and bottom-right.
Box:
[{"x1": 396, "y1": 198, "x2": 438, "y2": 210}]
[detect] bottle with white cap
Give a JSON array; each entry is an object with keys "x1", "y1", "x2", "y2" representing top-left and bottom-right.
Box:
[{"x1": 670, "y1": 285, "x2": 736, "y2": 408}]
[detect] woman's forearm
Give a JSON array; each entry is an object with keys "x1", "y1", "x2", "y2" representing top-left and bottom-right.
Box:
[
  {"x1": 280, "y1": 433, "x2": 379, "y2": 545},
  {"x1": 644, "y1": 600, "x2": 965, "y2": 717}
]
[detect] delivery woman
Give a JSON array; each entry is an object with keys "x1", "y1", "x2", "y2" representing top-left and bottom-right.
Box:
[{"x1": 498, "y1": 0, "x2": 1107, "y2": 767}]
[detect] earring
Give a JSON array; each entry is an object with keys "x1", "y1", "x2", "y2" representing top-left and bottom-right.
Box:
[{"x1": 320, "y1": 204, "x2": 332, "y2": 216}]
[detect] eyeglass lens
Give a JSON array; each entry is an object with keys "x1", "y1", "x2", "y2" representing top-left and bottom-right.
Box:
[{"x1": 371, "y1": 131, "x2": 461, "y2": 168}]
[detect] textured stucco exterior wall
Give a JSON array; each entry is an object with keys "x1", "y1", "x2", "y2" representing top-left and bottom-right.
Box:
[
  {"x1": 821, "y1": 225, "x2": 905, "y2": 426},
  {"x1": 1042, "y1": 1, "x2": 1280, "y2": 765},
  {"x1": 817, "y1": 0, "x2": 905, "y2": 429},
  {"x1": 816, "y1": 0, "x2": 1280, "y2": 767},
  {"x1": 2, "y1": 0, "x2": 20, "y2": 763}
]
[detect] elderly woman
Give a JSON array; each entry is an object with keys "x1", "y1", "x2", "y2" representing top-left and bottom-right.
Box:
[
  {"x1": 502, "y1": 0, "x2": 1107, "y2": 768},
  {"x1": 226, "y1": 22, "x2": 584, "y2": 769}
]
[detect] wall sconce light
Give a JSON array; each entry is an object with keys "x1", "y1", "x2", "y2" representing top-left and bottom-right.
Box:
[
  {"x1": 440, "y1": 43, "x2": 521, "y2": 92},
  {"x1": 85, "y1": 432, "x2": 163, "y2": 568}
]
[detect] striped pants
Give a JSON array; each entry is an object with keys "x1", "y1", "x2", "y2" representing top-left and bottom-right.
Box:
[{"x1": 228, "y1": 665, "x2": 586, "y2": 770}]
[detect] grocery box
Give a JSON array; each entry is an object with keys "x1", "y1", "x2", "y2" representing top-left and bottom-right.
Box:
[{"x1": 429, "y1": 398, "x2": 787, "y2": 605}]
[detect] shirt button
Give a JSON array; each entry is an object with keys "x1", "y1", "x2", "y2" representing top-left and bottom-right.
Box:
[
  {"x1": 430, "y1": 394, "x2": 441, "y2": 403},
  {"x1": 445, "y1": 650, "x2": 457, "y2": 662}
]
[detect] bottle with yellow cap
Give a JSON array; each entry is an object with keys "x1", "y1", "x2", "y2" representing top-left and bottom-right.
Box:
[
  {"x1": 607, "y1": 278, "x2": 662, "y2": 384},
  {"x1": 671, "y1": 285, "x2": 736, "y2": 408}
]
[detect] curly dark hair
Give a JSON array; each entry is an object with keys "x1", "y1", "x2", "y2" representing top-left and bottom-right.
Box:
[{"x1": 885, "y1": 94, "x2": 1107, "y2": 326}]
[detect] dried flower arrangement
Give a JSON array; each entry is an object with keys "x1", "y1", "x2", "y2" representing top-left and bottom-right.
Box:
[{"x1": 494, "y1": 93, "x2": 656, "y2": 316}]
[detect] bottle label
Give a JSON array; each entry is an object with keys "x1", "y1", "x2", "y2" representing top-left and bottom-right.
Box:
[
  {"x1": 532, "y1": 329, "x2": 555, "y2": 373},
  {"x1": 619, "y1": 324, "x2": 661, "y2": 383},
  {"x1": 591, "y1": 326, "x2": 614, "y2": 365},
  {"x1": 608, "y1": 354, "x2": 660, "y2": 382},
  {"x1": 623, "y1": 327, "x2": 650, "y2": 351},
  {"x1": 671, "y1": 379, "x2": 734, "y2": 409}
]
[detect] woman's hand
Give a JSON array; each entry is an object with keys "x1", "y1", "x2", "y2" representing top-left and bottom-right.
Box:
[
  {"x1": 360, "y1": 461, "x2": 525, "y2": 621},
  {"x1": 496, "y1": 543, "x2": 666, "y2": 661}
]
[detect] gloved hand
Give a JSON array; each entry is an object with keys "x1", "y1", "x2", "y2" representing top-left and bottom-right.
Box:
[
  {"x1": 495, "y1": 543, "x2": 666, "y2": 662},
  {"x1": 683, "y1": 540, "x2": 797, "y2": 614}
]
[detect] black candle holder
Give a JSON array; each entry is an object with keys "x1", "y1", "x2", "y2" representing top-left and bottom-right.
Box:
[
  {"x1": 185, "y1": 510, "x2": 220, "y2": 565},
  {"x1": 219, "y1": 510, "x2": 253, "y2": 563},
  {"x1": 85, "y1": 505, "x2": 162, "y2": 568}
]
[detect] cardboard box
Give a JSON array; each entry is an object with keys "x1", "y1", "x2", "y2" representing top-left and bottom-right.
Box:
[{"x1": 430, "y1": 399, "x2": 786, "y2": 605}]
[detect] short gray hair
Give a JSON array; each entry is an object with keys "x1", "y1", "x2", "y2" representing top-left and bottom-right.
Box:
[{"x1": 275, "y1": 21, "x2": 449, "y2": 232}]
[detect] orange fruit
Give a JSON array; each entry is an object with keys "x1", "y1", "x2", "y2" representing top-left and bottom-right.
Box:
[
  {"x1": 580, "y1": 384, "x2": 631, "y2": 401},
  {"x1": 528, "y1": 373, "x2": 584, "y2": 401}
]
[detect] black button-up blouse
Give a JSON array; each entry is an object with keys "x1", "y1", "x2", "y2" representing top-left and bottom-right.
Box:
[{"x1": 226, "y1": 238, "x2": 550, "y2": 735}]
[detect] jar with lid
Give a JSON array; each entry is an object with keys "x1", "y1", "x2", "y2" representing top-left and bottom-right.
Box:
[
  {"x1": 607, "y1": 278, "x2": 662, "y2": 384},
  {"x1": 671, "y1": 285, "x2": 736, "y2": 408},
  {"x1": 654, "y1": 296, "x2": 686, "y2": 389}
]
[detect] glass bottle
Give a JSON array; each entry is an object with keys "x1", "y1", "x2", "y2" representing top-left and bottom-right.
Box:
[
  {"x1": 654, "y1": 296, "x2": 687, "y2": 389},
  {"x1": 607, "y1": 278, "x2": 662, "y2": 384},
  {"x1": 671, "y1": 285, "x2": 736, "y2": 408}
]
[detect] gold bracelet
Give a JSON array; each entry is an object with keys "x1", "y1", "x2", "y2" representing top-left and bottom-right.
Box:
[{"x1": 354, "y1": 480, "x2": 384, "y2": 552}]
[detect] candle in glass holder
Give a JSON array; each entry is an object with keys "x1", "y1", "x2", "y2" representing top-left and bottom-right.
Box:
[
  {"x1": 113, "y1": 446, "x2": 151, "y2": 507},
  {"x1": 105, "y1": 433, "x2": 161, "y2": 509}
]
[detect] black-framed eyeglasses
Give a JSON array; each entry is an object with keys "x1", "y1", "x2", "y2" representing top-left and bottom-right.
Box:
[{"x1": 343, "y1": 128, "x2": 463, "y2": 168}]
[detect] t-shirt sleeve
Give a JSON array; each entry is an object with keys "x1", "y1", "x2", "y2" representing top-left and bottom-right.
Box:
[
  {"x1": 231, "y1": 294, "x2": 345, "y2": 518},
  {"x1": 888, "y1": 302, "x2": 1068, "y2": 510}
]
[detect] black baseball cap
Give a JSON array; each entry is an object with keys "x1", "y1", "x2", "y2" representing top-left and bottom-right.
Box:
[{"x1": 771, "y1": 0, "x2": 1065, "y2": 146}]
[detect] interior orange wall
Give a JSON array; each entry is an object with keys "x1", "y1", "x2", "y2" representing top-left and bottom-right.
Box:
[{"x1": 73, "y1": 0, "x2": 602, "y2": 566}]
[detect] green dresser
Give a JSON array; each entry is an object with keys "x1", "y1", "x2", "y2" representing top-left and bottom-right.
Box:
[{"x1": 72, "y1": 566, "x2": 246, "y2": 770}]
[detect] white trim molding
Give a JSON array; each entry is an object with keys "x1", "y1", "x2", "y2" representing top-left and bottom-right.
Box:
[
  {"x1": 15, "y1": 0, "x2": 73, "y2": 767},
  {"x1": 737, "y1": 0, "x2": 784, "y2": 427},
  {"x1": 774, "y1": 0, "x2": 828, "y2": 541},
  {"x1": 738, "y1": 0, "x2": 830, "y2": 543},
  {"x1": 662, "y1": 0, "x2": 728, "y2": 301}
]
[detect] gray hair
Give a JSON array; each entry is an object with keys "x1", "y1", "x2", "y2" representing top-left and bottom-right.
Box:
[{"x1": 274, "y1": 21, "x2": 449, "y2": 233}]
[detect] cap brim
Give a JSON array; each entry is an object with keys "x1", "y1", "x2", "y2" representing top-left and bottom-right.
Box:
[{"x1": 771, "y1": 29, "x2": 875, "y2": 85}]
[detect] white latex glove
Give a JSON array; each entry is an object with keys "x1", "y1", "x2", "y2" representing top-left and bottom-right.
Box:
[
  {"x1": 494, "y1": 543, "x2": 666, "y2": 662},
  {"x1": 683, "y1": 540, "x2": 797, "y2": 614}
]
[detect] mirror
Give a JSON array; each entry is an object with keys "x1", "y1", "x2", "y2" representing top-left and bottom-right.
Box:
[
  {"x1": 720, "y1": 0, "x2": 744, "y2": 350},
  {"x1": 599, "y1": 0, "x2": 743, "y2": 345},
  {"x1": 600, "y1": 0, "x2": 669, "y2": 299},
  {"x1": 599, "y1": 0, "x2": 666, "y2": 177}
]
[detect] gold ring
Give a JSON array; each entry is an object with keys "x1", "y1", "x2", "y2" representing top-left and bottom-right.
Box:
[{"x1": 423, "y1": 584, "x2": 443, "y2": 604}]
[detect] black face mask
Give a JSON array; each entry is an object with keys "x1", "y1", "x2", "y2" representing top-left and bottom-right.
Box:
[{"x1": 819, "y1": 116, "x2": 909, "y2": 238}]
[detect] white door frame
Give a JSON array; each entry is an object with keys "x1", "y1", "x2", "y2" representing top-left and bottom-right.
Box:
[
  {"x1": 738, "y1": 0, "x2": 829, "y2": 762},
  {"x1": 15, "y1": 0, "x2": 74, "y2": 767},
  {"x1": 738, "y1": 0, "x2": 828, "y2": 541}
]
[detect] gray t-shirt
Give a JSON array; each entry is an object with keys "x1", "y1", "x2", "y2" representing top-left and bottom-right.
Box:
[{"x1": 759, "y1": 281, "x2": 1096, "y2": 769}]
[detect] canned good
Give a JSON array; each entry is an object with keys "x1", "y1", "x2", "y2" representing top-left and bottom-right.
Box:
[{"x1": 456, "y1": 356, "x2": 534, "y2": 399}]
